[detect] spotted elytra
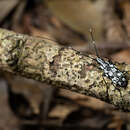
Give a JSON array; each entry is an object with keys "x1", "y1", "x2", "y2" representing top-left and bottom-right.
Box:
[{"x1": 89, "y1": 28, "x2": 128, "y2": 88}]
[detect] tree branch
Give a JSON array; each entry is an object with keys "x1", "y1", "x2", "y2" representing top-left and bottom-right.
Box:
[{"x1": 0, "y1": 28, "x2": 130, "y2": 111}]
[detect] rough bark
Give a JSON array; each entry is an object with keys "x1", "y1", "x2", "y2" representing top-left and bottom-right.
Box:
[{"x1": 0, "y1": 28, "x2": 130, "y2": 111}]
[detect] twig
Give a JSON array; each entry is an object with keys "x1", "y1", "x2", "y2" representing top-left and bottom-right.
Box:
[{"x1": 0, "y1": 28, "x2": 130, "y2": 111}]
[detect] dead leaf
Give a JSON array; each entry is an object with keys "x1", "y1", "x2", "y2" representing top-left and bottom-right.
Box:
[
  {"x1": 111, "y1": 48, "x2": 130, "y2": 64},
  {"x1": 0, "y1": 0, "x2": 19, "y2": 22}
]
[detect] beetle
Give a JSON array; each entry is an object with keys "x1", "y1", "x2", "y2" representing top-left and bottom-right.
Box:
[{"x1": 89, "y1": 28, "x2": 128, "y2": 88}]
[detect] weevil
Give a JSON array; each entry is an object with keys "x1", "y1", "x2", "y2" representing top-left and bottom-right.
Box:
[{"x1": 89, "y1": 28, "x2": 128, "y2": 88}]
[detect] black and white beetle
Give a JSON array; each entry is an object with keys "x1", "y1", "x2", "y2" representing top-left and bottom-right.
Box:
[
  {"x1": 96, "y1": 57, "x2": 128, "y2": 87},
  {"x1": 89, "y1": 28, "x2": 128, "y2": 88}
]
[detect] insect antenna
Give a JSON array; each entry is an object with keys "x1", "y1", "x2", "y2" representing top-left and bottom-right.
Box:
[
  {"x1": 89, "y1": 28, "x2": 100, "y2": 58},
  {"x1": 89, "y1": 28, "x2": 111, "y2": 100}
]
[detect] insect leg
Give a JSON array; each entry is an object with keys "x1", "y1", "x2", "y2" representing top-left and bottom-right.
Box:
[
  {"x1": 123, "y1": 71, "x2": 130, "y2": 73},
  {"x1": 111, "y1": 83, "x2": 124, "y2": 101},
  {"x1": 122, "y1": 71, "x2": 130, "y2": 80}
]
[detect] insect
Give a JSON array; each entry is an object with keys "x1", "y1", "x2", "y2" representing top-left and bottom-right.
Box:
[{"x1": 89, "y1": 28, "x2": 128, "y2": 88}]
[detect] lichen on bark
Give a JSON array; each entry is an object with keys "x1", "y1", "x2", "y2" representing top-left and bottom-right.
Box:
[{"x1": 0, "y1": 28, "x2": 129, "y2": 111}]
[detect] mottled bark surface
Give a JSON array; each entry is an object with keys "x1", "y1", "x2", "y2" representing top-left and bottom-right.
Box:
[{"x1": 0, "y1": 28, "x2": 130, "y2": 111}]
